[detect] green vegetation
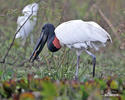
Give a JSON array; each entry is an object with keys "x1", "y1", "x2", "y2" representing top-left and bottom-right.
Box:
[
  {"x1": 0, "y1": 0, "x2": 125, "y2": 99},
  {"x1": 0, "y1": 75, "x2": 125, "y2": 100}
]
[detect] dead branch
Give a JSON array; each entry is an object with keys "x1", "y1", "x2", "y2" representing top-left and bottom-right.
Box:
[
  {"x1": 0, "y1": 15, "x2": 5, "y2": 17},
  {"x1": 0, "y1": 3, "x2": 38, "y2": 64},
  {"x1": 0, "y1": 0, "x2": 47, "y2": 65},
  {"x1": 0, "y1": 58, "x2": 18, "y2": 65},
  {"x1": 93, "y1": 4, "x2": 121, "y2": 42},
  {"x1": 16, "y1": 59, "x2": 30, "y2": 66}
]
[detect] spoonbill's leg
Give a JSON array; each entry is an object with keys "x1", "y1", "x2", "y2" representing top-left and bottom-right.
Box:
[
  {"x1": 30, "y1": 33, "x2": 34, "y2": 45},
  {"x1": 22, "y1": 38, "x2": 26, "y2": 46},
  {"x1": 85, "y1": 50, "x2": 96, "y2": 77}
]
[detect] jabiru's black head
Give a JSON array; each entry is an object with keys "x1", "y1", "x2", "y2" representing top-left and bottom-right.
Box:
[{"x1": 30, "y1": 24, "x2": 61, "y2": 62}]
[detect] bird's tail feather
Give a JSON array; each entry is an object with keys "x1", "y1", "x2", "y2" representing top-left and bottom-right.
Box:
[{"x1": 107, "y1": 33, "x2": 112, "y2": 43}]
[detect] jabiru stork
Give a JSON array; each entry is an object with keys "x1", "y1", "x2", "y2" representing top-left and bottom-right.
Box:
[
  {"x1": 30, "y1": 20, "x2": 112, "y2": 79},
  {"x1": 16, "y1": 3, "x2": 39, "y2": 45}
]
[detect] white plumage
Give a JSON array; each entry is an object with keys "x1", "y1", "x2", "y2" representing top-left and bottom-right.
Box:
[
  {"x1": 54, "y1": 20, "x2": 112, "y2": 78},
  {"x1": 55, "y1": 20, "x2": 112, "y2": 51},
  {"x1": 22, "y1": 3, "x2": 39, "y2": 16},
  {"x1": 16, "y1": 3, "x2": 39, "y2": 45},
  {"x1": 30, "y1": 20, "x2": 112, "y2": 79}
]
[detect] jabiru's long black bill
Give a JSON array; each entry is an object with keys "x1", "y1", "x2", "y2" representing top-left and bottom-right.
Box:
[{"x1": 29, "y1": 31, "x2": 48, "y2": 62}]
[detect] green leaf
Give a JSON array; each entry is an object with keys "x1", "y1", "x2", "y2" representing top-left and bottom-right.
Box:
[{"x1": 41, "y1": 81, "x2": 57, "y2": 100}]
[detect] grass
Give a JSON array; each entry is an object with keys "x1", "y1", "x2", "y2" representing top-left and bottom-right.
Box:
[{"x1": 0, "y1": 0, "x2": 125, "y2": 99}]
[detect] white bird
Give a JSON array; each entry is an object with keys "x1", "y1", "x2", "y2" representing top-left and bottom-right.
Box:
[
  {"x1": 29, "y1": 20, "x2": 112, "y2": 79},
  {"x1": 16, "y1": 3, "x2": 39, "y2": 45},
  {"x1": 22, "y1": 3, "x2": 39, "y2": 16}
]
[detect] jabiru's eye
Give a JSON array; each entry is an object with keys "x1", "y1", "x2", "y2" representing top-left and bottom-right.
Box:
[{"x1": 42, "y1": 27, "x2": 45, "y2": 30}]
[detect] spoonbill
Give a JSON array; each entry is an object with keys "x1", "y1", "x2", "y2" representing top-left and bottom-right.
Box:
[
  {"x1": 30, "y1": 20, "x2": 112, "y2": 79},
  {"x1": 16, "y1": 3, "x2": 39, "y2": 45}
]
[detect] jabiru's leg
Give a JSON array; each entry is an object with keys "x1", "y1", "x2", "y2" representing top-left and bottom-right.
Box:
[
  {"x1": 85, "y1": 50, "x2": 96, "y2": 77},
  {"x1": 75, "y1": 55, "x2": 80, "y2": 80},
  {"x1": 75, "y1": 50, "x2": 82, "y2": 80}
]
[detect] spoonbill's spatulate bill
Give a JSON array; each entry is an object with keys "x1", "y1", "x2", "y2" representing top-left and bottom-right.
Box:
[
  {"x1": 30, "y1": 20, "x2": 112, "y2": 79},
  {"x1": 16, "y1": 3, "x2": 39, "y2": 45}
]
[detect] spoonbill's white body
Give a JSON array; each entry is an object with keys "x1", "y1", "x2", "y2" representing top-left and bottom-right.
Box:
[{"x1": 16, "y1": 3, "x2": 39, "y2": 45}]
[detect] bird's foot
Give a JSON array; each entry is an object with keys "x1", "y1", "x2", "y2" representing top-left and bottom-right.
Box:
[{"x1": 73, "y1": 76, "x2": 79, "y2": 81}]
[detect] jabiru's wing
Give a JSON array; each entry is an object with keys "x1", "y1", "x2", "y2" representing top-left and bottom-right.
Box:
[{"x1": 55, "y1": 20, "x2": 112, "y2": 50}]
